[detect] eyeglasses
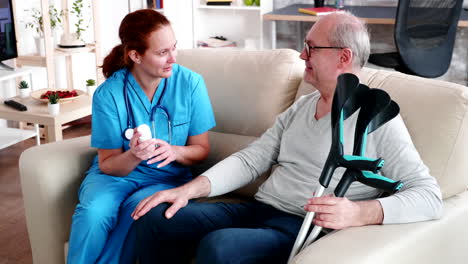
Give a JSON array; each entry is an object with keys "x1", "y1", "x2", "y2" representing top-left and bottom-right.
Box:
[{"x1": 303, "y1": 41, "x2": 345, "y2": 57}]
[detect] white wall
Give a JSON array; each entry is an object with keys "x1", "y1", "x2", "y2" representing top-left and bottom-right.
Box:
[{"x1": 164, "y1": 0, "x2": 193, "y2": 49}]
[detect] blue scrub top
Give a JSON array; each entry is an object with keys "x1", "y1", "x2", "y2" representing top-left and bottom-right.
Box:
[{"x1": 89, "y1": 65, "x2": 216, "y2": 182}]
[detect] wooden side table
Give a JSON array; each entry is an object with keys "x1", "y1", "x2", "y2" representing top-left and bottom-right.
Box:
[{"x1": 0, "y1": 94, "x2": 92, "y2": 143}]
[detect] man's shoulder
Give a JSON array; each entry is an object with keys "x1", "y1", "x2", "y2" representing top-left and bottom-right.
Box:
[{"x1": 290, "y1": 91, "x2": 320, "y2": 110}]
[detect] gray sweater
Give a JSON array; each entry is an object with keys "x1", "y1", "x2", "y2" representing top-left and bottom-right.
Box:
[{"x1": 204, "y1": 92, "x2": 443, "y2": 224}]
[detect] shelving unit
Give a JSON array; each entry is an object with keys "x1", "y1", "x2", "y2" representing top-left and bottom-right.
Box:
[
  {"x1": 197, "y1": 5, "x2": 261, "y2": 11},
  {"x1": 192, "y1": 0, "x2": 273, "y2": 50},
  {"x1": 125, "y1": 0, "x2": 271, "y2": 50},
  {"x1": 14, "y1": 0, "x2": 103, "y2": 90},
  {"x1": 0, "y1": 68, "x2": 40, "y2": 149}
]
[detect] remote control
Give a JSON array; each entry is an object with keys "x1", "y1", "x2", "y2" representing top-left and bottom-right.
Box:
[{"x1": 4, "y1": 100, "x2": 27, "y2": 111}]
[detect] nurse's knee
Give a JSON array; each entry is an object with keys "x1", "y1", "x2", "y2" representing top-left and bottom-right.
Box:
[{"x1": 75, "y1": 193, "x2": 120, "y2": 226}]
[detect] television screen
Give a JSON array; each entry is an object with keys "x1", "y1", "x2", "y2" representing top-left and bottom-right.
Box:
[{"x1": 0, "y1": 0, "x2": 18, "y2": 62}]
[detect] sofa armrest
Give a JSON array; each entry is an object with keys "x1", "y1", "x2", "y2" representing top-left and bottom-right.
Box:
[
  {"x1": 291, "y1": 192, "x2": 468, "y2": 264},
  {"x1": 19, "y1": 136, "x2": 95, "y2": 264}
]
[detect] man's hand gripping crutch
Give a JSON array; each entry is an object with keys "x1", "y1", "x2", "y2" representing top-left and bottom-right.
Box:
[{"x1": 288, "y1": 74, "x2": 403, "y2": 263}]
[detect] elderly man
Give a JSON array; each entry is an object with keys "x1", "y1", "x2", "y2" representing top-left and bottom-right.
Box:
[{"x1": 131, "y1": 12, "x2": 442, "y2": 264}]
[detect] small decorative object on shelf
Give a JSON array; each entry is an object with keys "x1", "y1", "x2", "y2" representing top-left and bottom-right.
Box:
[
  {"x1": 237, "y1": 0, "x2": 259, "y2": 7},
  {"x1": 207, "y1": 0, "x2": 232, "y2": 6},
  {"x1": 85, "y1": 79, "x2": 96, "y2": 96},
  {"x1": 18, "y1": 80, "x2": 30, "y2": 98},
  {"x1": 58, "y1": 33, "x2": 86, "y2": 48},
  {"x1": 298, "y1": 6, "x2": 345, "y2": 16},
  {"x1": 24, "y1": 5, "x2": 64, "y2": 55},
  {"x1": 147, "y1": 0, "x2": 164, "y2": 9},
  {"x1": 335, "y1": 0, "x2": 344, "y2": 9},
  {"x1": 47, "y1": 93, "x2": 60, "y2": 116},
  {"x1": 197, "y1": 36, "x2": 237, "y2": 48},
  {"x1": 244, "y1": 0, "x2": 253, "y2": 6}
]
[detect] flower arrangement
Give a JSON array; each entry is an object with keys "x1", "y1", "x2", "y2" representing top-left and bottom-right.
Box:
[{"x1": 24, "y1": 6, "x2": 64, "y2": 37}]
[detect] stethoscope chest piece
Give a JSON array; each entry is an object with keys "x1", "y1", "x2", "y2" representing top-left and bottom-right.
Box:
[{"x1": 124, "y1": 128, "x2": 134, "y2": 140}]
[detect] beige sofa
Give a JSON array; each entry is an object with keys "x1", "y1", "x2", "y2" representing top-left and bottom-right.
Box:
[{"x1": 20, "y1": 49, "x2": 468, "y2": 264}]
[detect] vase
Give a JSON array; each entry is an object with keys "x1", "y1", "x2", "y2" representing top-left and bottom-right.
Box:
[
  {"x1": 34, "y1": 36, "x2": 56, "y2": 56},
  {"x1": 19, "y1": 88, "x2": 30, "y2": 98},
  {"x1": 86, "y1": 85, "x2": 96, "y2": 97},
  {"x1": 48, "y1": 103, "x2": 60, "y2": 116}
]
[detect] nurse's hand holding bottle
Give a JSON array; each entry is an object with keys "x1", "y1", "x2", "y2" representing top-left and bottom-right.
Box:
[
  {"x1": 128, "y1": 126, "x2": 160, "y2": 162},
  {"x1": 129, "y1": 124, "x2": 177, "y2": 168},
  {"x1": 147, "y1": 139, "x2": 177, "y2": 168}
]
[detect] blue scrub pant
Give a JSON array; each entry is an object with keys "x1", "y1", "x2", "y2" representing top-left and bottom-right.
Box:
[
  {"x1": 67, "y1": 172, "x2": 182, "y2": 264},
  {"x1": 134, "y1": 201, "x2": 308, "y2": 264}
]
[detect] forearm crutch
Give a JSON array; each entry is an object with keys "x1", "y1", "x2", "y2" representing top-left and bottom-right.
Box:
[
  {"x1": 288, "y1": 73, "x2": 368, "y2": 262},
  {"x1": 288, "y1": 77, "x2": 402, "y2": 262},
  {"x1": 298, "y1": 89, "x2": 403, "y2": 253}
]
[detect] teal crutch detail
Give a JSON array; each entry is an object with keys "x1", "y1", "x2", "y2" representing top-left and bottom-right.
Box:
[
  {"x1": 343, "y1": 155, "x2": 379, "y2": 161},
  {"x1": 361, "y1": 171, "x2": 397, "y2": 183},
  {"x1": 378, "y1": 159, "x2": 385, "y2": 168},
  {"x1": 339, "y1": 111, "x2": 344, "y2": 144}
]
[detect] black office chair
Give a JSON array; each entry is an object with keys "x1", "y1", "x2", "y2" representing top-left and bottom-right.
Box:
[{"x1": 368, "y1": 0, "x2": 463, "y2": 78}]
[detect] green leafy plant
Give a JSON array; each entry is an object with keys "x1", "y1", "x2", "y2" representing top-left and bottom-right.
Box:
[
  {"x1": 48, "y1": 93, "x2": 60, "y2": 104},
  {"x1": 18, "y1": 81, "x2": 29, "y2": 89},
  {"x1": 70, "y1": 0, "x2": 90, "y2": 40},
  {"x1": 24, "y1": 6, "x2": 64, "y2": 37},
  {"x1": 86, "y1": 79, "x2": 96, "y2": 86}
]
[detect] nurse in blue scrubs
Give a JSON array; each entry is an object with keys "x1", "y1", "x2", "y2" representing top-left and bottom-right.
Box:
[{"x1": 67, "y1": 9, "x2": 216, "y2": 264}]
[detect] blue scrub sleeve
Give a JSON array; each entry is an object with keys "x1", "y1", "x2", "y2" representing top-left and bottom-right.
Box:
[
  {"x1": 188, "y1": 76, "x2": 216, "y2": 136},
  {"x1": 91, "y1": 83, "x2": 124, "y2": 149}
]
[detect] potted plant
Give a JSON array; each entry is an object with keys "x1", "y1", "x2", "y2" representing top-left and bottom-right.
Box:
[
  {"x1": 47, "y1": 92, "x2": 60, "y2": 116},
  {"x1": 18, "y1": 80, "x2": 30, "y2": 98},
  {"x1": 24, "y1": 6, "x2": 64, "y2": 55},
  {"x1": 85, "y1": 79, "x2": 96, "y2": 96},
  {"x1": 59, "y1": 0, "x2": 90, "y2": 48},
  {"x1": 71, "y1": 0, "x2": 90, "y2": 41}
]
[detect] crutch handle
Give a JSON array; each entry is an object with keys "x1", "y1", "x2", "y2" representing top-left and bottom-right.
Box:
[
  {"x1": 357, "y1": 171, "x2": 403, "y2": 194},
  {"x1": 342, "y1": 155, "x2": 384, "y2": 172}
]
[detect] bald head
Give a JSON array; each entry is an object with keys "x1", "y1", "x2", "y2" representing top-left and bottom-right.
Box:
[{"x1": 317, "y1": 12, "x2": 370, "y2": 69}]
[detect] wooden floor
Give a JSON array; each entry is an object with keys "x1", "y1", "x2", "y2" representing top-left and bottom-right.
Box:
[{"x1": 0, "y1": 124, "x2": 91, "y2": 264}]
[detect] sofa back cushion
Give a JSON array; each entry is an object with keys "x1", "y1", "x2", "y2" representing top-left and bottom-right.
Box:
[
  {"x1": 295, "y1": 67, "x2": 468, "y2": 199},
  {"x1": 177, "y1": 49, "x2": 304, "y2": 137},
  {"x1": 365, "y1": 69, "x2": 468, "y2": 199}
]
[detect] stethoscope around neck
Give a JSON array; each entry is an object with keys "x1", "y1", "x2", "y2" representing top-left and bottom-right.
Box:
[{"x1": 122, "y1": 69, "x2": 172, "y2": 143}]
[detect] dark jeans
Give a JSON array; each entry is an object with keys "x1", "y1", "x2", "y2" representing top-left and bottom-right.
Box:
[{"x1": 134, "y1": 201, "x2": 305, "y2": 264}]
